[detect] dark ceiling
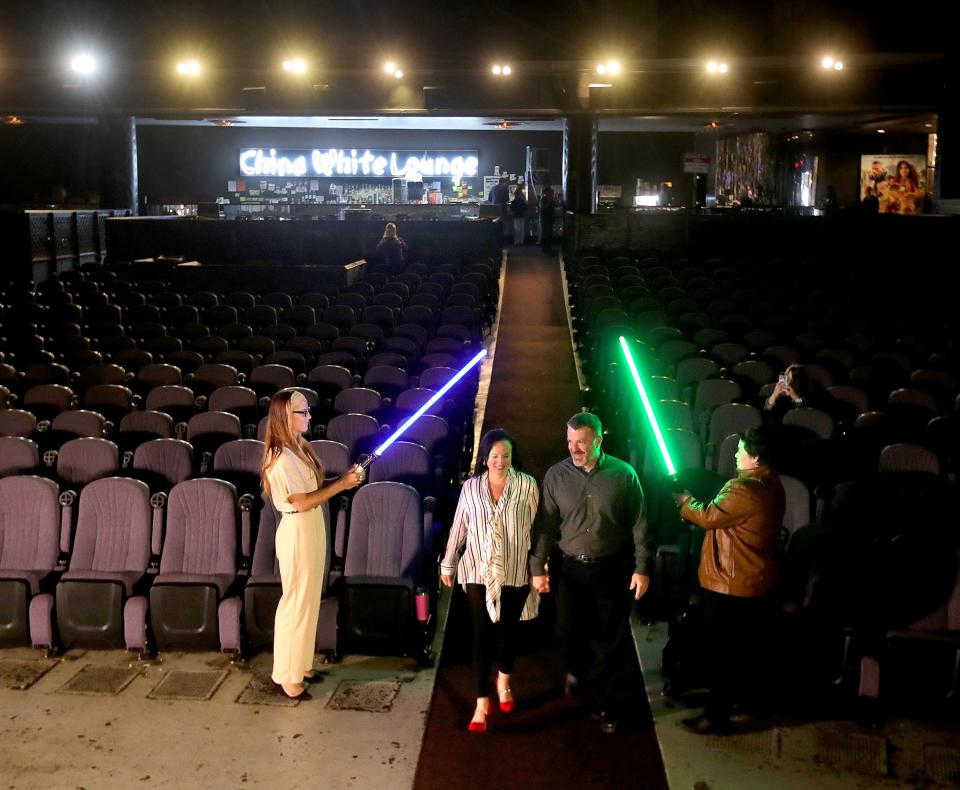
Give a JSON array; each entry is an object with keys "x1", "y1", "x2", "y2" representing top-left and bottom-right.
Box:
[{"x1": 0, "y1": 1, "x2": 953, "y2": 119}]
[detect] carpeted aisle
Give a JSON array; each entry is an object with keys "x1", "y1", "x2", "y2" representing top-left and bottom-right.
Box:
[{"x1": 413, "y1": 250, "x2": 668, "y2": 790}]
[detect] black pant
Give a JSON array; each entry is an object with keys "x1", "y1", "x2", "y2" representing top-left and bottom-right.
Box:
[
  {"x1": 465, "y1": 584, "x2": 529, "y2": 698},
  {"x1": 554, "y1": 552, "x2": 638, "y2": 712},
  {"x1": 702, "y1": 589, "x2": 773, "y2": 722}
]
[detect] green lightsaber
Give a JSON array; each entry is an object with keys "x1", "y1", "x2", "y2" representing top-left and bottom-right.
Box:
[{"x1": 619, "y1": 335, "x2": 677, "y2": 477}]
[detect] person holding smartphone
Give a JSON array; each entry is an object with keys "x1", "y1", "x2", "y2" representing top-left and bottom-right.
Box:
[{"x1": 763, "y1": 363, "x2": 830, "y2": 423}]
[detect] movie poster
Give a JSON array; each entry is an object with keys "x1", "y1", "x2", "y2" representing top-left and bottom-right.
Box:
[{"x1": 860, "y1": 155, "x2": 927, "y2": 214}]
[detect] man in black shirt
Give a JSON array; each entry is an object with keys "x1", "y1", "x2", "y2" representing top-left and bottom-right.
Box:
[{"x1": 530, "y1": 412, "x2": 651, "y2": 733}]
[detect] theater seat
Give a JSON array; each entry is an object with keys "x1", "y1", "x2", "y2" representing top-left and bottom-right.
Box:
[
  {"x1": 149, "y1": 478, "x2": 243, "y2": 654},
  {"x1": 339, "y1": 482, "x2": 428, "y2": 656},
  {"x1": 55, "y1": 477, "x2": 153, "y2": 651},
  {"x1": 0, "y1": 475, "x2": 64, "y2": 648}
]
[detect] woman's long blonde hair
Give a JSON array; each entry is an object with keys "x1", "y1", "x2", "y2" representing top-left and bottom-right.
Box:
[{"x1": 261, "y1": 390, "x2": 324, "y2": 495}]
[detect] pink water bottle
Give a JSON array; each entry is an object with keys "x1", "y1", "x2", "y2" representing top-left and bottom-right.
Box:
[{"x1": 415, "y1": 588, "x2": 430, "y2": 623}]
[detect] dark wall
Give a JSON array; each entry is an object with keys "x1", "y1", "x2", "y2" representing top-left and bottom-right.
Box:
[
  {"x1": 597, "y1": 132, "x2": 698, "y2": 207},
  {"x1": 136, "y1": 126, "x2": 564, "y2": 203},
  {"x1": 0, "y1": 122, "x2": 107, "y2": 207}
]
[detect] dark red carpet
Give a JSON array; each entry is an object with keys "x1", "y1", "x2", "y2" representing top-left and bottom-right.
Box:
[{"x1": 414, "y1": 250, "x2": 668, "y2": 790}]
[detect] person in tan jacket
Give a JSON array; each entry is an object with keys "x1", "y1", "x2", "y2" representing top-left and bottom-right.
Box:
[{"x1": 674, "y1": 427, "x2": 785, "y2": 733}]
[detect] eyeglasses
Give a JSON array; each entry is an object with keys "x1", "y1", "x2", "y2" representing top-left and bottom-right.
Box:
[{"x1": 291, "y1": 410, "x2": 311, "y2": 417}]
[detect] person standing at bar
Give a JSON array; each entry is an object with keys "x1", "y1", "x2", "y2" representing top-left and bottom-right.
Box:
[
  {"x1": 509, "y1": 186, "x2": 528, "y2": 245},
  {"x1": 530, "y1": 412, "x2": 651, "y2": 734},
  {"x1": 488, "y1": 176, "x2": 511, "y2": 241},
  {"x1": 538, "y1": 186, "x2": 557, "y2": 253},
  {"x1": 674, "y1": 427, "x2": 785, "y2": 734}
]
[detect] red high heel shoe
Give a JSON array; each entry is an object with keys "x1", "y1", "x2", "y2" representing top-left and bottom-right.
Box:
[
  {"x1": 498, "y1": 687, "x2": 515, "y2": 713},
  {"x1": 467, "y1": 719, "x2": 486, "y2": 733}
]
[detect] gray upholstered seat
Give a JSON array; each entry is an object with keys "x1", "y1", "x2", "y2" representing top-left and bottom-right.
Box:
[
  {"x1": 149, "y1": 478, "x2": 242, "y2": 653},
  {"x1": 56, "y1": 477, "x2": 153, "y2": 650}
]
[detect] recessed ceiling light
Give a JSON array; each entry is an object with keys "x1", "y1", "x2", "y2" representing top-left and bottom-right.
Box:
[{"x1": 877, "y1": 128, "x2": 885, "y2": 134}]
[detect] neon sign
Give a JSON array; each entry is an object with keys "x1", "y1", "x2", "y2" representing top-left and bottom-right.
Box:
[{"x1": 238, "y1": 148, "x2": 479, "y2": 179}]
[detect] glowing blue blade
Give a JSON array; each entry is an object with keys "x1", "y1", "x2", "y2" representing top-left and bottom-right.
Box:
[{"x1": 373, "y1": 348, "x2": 487, "y2": 458}]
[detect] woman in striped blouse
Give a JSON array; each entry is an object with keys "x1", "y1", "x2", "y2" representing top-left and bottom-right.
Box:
[{"x1": 440, "y1": 428, "x2": 540, "y2": 732}]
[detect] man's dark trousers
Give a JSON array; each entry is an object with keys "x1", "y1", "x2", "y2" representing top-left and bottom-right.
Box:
[{"x1": 554, "y1": 551, "x2": 639, "y2": 713}]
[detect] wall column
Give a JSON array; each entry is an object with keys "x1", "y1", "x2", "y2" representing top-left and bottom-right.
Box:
[
  {"x1": 98, "y1": 115, "x2": 139, "y2": 213},
  {"x1": 563, "y1": 116, "x2": 598, "y2": 214}
]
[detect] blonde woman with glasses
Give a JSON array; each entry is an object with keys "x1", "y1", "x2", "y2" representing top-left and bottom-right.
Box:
[{"x1": 261, "y1": 390, "x2": 364, "y2": 699}]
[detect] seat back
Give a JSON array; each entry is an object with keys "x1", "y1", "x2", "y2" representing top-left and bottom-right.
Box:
[
  {"x1": 51, "y1": 410, "x2": 106, "y2": 438},
  {"x1": 119, "y1": 410, "x2": 174, "y2": 439},
  {"x1": 213, "y1": 439, "x2": 265, "y2": 476},
  {"x1": 0, "y1": 410, "x2": 38, "y2": 438},
  {"x1": 309, "y1": 439, "x2": 351, "y2": 477},
  {"x1": 0, "y1": 437, "x2": 40, "y2": 477},
  {"x1": 160, "y1": 479, "x2": 238, "y2": 576},
  {"x1": 132, "y1": 438, "x2": 194, "y2": 489},
  {"x1": 783, "y1": 407, "x2": 835, "y2": 440},
  {"x1": 878, "y1": 443, "x2": 941, "y2": 475},
  {"x1": 367, "y1": 441, "x2": 432, "y2": 496},
  {"x1": 334, "y1": 387, "x2": 382, "y2": 416},
  {"x1": 707, "y1": 403, "x2": 762, "y2": 455},
  {"x1": 186, "y1": 411, "x2": 242, "y2": 441},
  {"x1": 779, "y1": 474, "x2": 811, "y2": 539},
  {"x1": 325, "y1": 413, "x2": 380, "y2": 457},
  {"x1": 57, "y1": 438, "x2": 119, "y2": 486},
  {"x1": 70, "y1": 477, "x2": 151, "y2": 573},
  {"x1": 0, "y1": 475, "x2": 60, "y2": 573},
  {"x1": 344, "y1": 482, "x2": 423, "y2": 579}
]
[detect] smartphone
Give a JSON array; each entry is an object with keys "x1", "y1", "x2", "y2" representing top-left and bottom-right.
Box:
[{"x1": 778, "y1": 374, "x2": 788, "y2": 388}]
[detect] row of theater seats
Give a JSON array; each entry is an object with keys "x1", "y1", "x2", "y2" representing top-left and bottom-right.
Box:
[
  {"x1": 0, "y1": 254, "x2": 493, "y2": 659},
  {"x1": 1, "y1": 259, "x2": 497, "y2": 386},
  {"x1": 0, "y1": 472, "x2": 434, "y2": 659},
  {"x1": 568, "y1": 251, "x2": 960, "y2": 716}
]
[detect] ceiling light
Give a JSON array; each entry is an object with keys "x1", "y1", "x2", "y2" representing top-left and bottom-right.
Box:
[
  {"x1": 502, "y1": 65, "x2": 511, "y2": 76},
  {"x1": 384, "y1": 61, "x2": 396, "y2": 74},
  {"x1": 821, "y1": 56, "x2": 834, "y2": 69},
  {"x1": 877, "y1": 129, "x2": 885, "y2": 134},
  {"x1": 718, "y1": 63, "x2": 728, "y2": 74},
  {"x1": 394, "y1": 69, "x2": 403, "y2": 79},
  {"x1": 176, "y1": 60, "x2": 201, "y2": 76},
  {"x1": 596, "y1": 63, "x2": 606, "y2": 75},
  {"x1": 607, "y1": 60, "x2": 621, "y2": 75},
  {"x1": 925, "y1": 123, "x2": 933, "y2": 128},
  {"x1": 491, "y1": 64, "x2": 501, "y2": 75},
  {"x1": 282, "y1": 58, "x2": 307, "y2": 74},
  {"x1": 5, "y1": 115, "x2": 25, "y2": 125},
  {"x1": 833, "y1": 60, "x2": 844, "y2": 71},
  {"x1": 706, "y1": 61, "x2": 718, "y2": 73},
  {"x1": 70, "y1": 53, "x2": 96, "y2": 75}
]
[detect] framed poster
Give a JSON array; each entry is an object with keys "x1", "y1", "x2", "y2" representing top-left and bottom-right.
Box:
[{"x1": 860, "y1": 155, "x2": 927, "y2": 214}]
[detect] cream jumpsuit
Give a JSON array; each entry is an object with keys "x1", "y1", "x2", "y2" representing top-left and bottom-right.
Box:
[{"x1": 267, "y1": 448, "x2": 326, "y2": 685}]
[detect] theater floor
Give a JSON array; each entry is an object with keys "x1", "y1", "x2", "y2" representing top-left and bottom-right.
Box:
[{"x1": 1, "y1": 249, "x2": 957, "y2": 790}]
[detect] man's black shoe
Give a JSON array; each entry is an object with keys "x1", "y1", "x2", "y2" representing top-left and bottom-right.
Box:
[
  {"x1": 599, "y1": 711, "x2": 618, "y2": 734},
  {"x1": 679, "y1": 714, "x2": 729, "y2": 735}
]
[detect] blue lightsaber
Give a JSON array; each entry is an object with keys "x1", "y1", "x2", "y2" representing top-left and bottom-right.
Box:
[{"x1": 358, "y1": 348, "x2": 488, "y2": 469}]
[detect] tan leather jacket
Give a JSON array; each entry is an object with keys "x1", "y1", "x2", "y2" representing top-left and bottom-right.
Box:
[{"x1": 680, "y1": 464, "x2": 785, "y2": 597}]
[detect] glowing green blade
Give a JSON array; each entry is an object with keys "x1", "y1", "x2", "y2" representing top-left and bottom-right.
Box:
[{"x1": 619, "y1": 335, "x2": 677, "y2": 477}]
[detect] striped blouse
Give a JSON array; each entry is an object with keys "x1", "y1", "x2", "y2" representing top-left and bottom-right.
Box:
[{"x1": 441, "y1": 467, "x2": 540, "y2": 622}]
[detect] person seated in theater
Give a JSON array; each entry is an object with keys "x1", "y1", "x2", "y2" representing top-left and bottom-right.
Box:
[
  {"x1": 674, "y1": 427, "x2": 785, "y2": 734},
  {"x1": 375, "y1": 222, "x2": 409, "y2": 273},
  {"x1": 762, "y1": 363, "x2": 831, "y2": 423}
]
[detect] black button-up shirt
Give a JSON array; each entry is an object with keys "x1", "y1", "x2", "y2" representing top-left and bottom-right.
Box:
[{"x1": 529, "y1": 451, "x2": 650, "y2": 576}]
